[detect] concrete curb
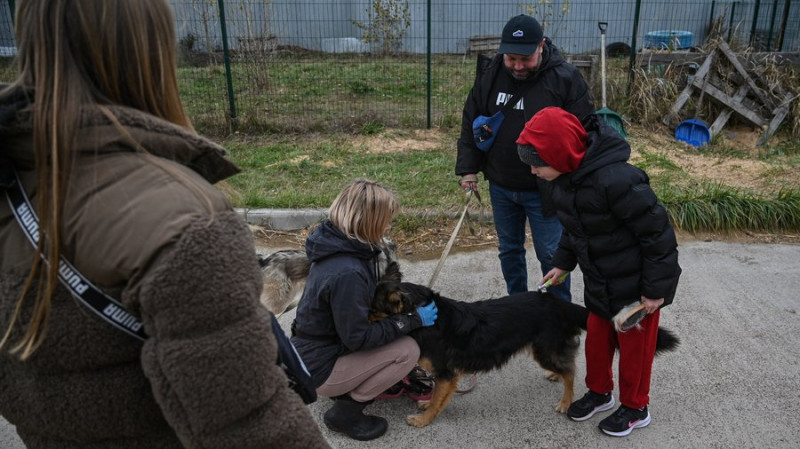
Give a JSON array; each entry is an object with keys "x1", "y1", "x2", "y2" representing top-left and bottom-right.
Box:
[
  {"x1": 236, "y1": 208, "x2": 327, "y2": 231},
  {"x1": 236, "y1": 208, "x2": 493, "y2": 231}
]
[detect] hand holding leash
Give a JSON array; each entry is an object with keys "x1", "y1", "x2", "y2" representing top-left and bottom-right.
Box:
[
  {"x1": 416, "y1": 302, "x2": 438, "y2": 327},
  {"x1": 458, "y1": 174, "x2": 478, "y2": 193}
]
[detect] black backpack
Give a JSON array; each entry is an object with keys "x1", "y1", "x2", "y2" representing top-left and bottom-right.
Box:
[{"x1": 269, "y1": 313, "x2": 317, "y2": 403}]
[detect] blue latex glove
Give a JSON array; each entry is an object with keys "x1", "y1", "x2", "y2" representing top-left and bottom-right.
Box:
[{"x1": 415, "y1": 302, "x2": 438, "y2": 327}]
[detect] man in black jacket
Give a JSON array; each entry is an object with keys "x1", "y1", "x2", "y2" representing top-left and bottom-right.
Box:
[{"x1": 456, "y1": 14, "x2": 594, "y2": 300}]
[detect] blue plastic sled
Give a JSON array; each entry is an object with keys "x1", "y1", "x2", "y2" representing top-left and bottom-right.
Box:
[{"x1": 675, "y1": 119, "x2": 710, "y2": 147}]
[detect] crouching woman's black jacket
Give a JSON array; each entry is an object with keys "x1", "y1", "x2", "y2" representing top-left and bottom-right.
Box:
[
  {"x1": 291, "y1": 220, "x2": 421, "y2": 388},
  {"x1": 550, "y1": 117, "x2": 681, "y2": 320}
]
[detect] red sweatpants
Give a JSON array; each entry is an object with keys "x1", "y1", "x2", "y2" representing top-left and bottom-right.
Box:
[{"x1": 584, "y1": 310, "x2": 660, "y2": 410}]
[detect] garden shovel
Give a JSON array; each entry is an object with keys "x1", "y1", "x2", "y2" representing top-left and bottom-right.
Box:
[{"x1": 597, "y1": 22, "x2": 627, "y2": 138}]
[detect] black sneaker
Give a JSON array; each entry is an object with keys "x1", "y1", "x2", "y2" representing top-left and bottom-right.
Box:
[
  {"x1": 567, "y1": 391, "x2": 615, "y2": 422},
  {"x1": 598, "y1": 405, "x2": 651, "y2": 437}
]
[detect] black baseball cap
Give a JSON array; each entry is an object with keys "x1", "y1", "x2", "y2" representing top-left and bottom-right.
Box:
[{"x1": 498, "y1": 15, "x2": 544, "y2": 56}]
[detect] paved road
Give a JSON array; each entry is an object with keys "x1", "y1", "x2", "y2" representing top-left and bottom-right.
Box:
[{"x1": 3, "y1": 241, "x2": 799, "y2": 448}]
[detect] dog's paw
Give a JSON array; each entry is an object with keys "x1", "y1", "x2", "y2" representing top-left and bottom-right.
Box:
[
  {"x1": 555, "y1": 401, "x2": 569, "y2": 413},
  {"x1": 406, "y1": 414, "x2": 430, "y2": 427},
  {"x1": 416, "y1": 400, "x2": 431, "y2": 410}
]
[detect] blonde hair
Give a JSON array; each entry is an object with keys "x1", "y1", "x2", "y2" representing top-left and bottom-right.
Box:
[
  {"x1": 1, "y1": 0, "x2": 190, "y2": 359},
  {"x1": 328, "y1": 179, "x2": 400, "y2": 244}
]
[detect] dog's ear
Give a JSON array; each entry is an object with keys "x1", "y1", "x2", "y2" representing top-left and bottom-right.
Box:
[{"x1": 382, "y1": 261, "x2": 402, "y2": 282}]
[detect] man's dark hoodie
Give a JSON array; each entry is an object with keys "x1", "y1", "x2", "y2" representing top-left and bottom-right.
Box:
[{"x1": 456, "y1": 38, "x2": 595, "y2": 214}]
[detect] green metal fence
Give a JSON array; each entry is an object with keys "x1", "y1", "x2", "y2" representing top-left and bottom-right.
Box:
[{"x1": 1, "y1": 0, "x2": 797, "y2": 135}]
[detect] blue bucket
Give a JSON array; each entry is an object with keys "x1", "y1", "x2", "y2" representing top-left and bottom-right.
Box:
[
  {"x1": 675, "y1": 119, "x2": 710, "y2": 147},
  {"x1": 644, "y1": 31, "x2": 693, "y2": 49}
]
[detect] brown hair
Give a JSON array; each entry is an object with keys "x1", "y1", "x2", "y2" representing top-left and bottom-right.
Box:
[
  {"x1": 1, "y1": 0, "x2": 190, "y2": 359},
  {"x1": 328, "y1": 179, "x2": 400, "y2": 245}
]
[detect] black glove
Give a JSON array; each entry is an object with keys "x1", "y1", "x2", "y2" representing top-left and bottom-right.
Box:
[{"x1": 387, "y1": 312, "x2": 423, "y2": 333}]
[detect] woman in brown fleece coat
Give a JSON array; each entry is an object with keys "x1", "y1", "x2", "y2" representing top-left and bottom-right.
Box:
[{"x1": 0, "y1": 1, "x2": 328, "y2": 448}]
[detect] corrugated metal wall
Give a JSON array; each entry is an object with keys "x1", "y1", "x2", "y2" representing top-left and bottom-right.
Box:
[{"x1": 169, "y1": 0, "x2": 797, "y2": 55}]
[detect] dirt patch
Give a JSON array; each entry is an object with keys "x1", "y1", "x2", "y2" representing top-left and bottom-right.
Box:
[
  {"x1": 673, "y1": 155, "x2": 766, "y2": 191},
  {"x1": 629, "y1": 125, "x2": 799, "y2": 193},
  {"x1": 721, "y1": 126, "x2": 763, "y2": 149},
  {"x1": 357, "y1": 129, "x2": 444, "y2": 154}
]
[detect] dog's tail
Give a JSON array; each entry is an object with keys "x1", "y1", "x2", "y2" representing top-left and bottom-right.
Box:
[
  {"x1": 257, "y1": 250, "x2": 310, "y2": 280},
  {"x1": 655, "y1": 327, "x2": 680, "y2": 354},
  {"x1": 568, "y1": 300, "x2": 679, "y2": 355}
]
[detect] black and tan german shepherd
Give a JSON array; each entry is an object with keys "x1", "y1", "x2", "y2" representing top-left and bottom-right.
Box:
[{"x1": 370, "y1": 281, "x2": 679, "y2": 427}]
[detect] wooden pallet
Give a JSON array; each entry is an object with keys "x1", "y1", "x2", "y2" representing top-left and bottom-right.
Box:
[
  {"x1": 467, "y1": 35, "x2": 501, "y2": 56},
  {"x1": 663, "y1": 41, "x2": 793, "y2": 146},
  {"x1": 566, "y1": 54, "x2": 598, "y2": 87}
]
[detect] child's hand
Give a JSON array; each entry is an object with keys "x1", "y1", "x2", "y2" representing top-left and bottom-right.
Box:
[
  {"x1": 641, "y1": 296, "x2": 664, "y2": 314},
  {"x1": 540, "y1": 268, "x2": 568, "y2": 287}
]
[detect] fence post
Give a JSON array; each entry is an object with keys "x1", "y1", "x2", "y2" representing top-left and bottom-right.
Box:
[
  {"x1": 708, "y1": 0, "x2": 717, "y2": 36},
  {"x1": 217, "y1": 0, "x2": 238, "y2": 132},
  {"x1": 749, "y1": 0, "x2": 762, "y2": 47},
  {"x1": 727, "y1": 1, "x2": 737, "y2": 42},
  {"x1": 627, "y1": 0, "x2": 643, "y2": 94},
  {"x1": 426, "y1": 0, "x2": 431, "y2": 129},
  {"x1": 776, "y1": 0, "x2": 791, "y2": 51},
  {"x1": 766, "y1": 0, "x2": 779, "y2": 50}
]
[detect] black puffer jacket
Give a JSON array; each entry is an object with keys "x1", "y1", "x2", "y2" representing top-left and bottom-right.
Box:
[
  {"x1": 456, "y1": 39, "x2": 595, "y2": 212},
  {"x1": 550, "y1": 117, "x2": 681, "y2": 320},
  {"x1": 291, "y1": 220, "x2": 420, "y2": 388}
]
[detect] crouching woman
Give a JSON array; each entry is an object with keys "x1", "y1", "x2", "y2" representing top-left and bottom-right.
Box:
[{"x1": 291, "y1": 179, "x2": 437, "y2": 441}]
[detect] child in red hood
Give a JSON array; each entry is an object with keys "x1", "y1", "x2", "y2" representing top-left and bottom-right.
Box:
[{"x1": 517, "y1": 107, "x2": 681, "y2": 437}]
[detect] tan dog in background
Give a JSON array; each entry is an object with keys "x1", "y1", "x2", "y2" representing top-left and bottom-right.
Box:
[{"x1": 257, "y1": 241, "x2": 400, "y2": 317}]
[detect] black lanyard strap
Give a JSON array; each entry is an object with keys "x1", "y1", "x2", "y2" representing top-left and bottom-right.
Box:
[{"x1": 4, "y1": 164, "x2": 146, "y2": 341}]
